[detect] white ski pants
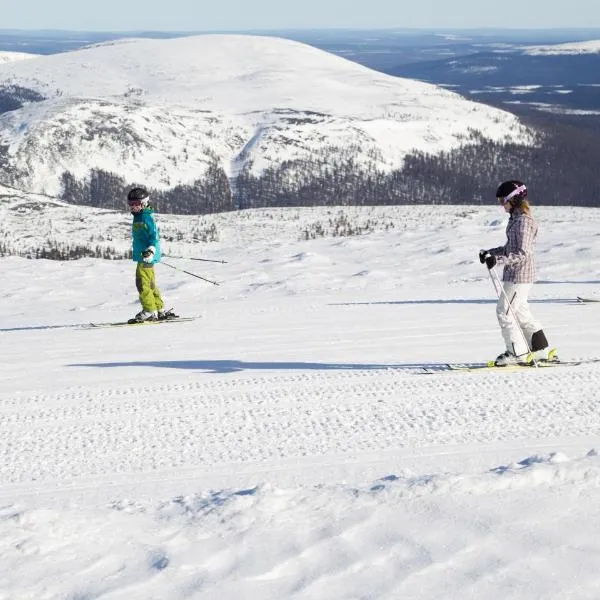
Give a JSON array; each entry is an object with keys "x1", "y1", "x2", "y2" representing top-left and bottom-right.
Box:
[{"x1": 496, "y1": 282, "x2": 542, "y2": 356}]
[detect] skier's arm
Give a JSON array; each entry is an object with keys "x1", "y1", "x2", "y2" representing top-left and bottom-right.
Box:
[
  {"x1": 143, "y1": 214, "x2": 160, "y2": 248},
  {"x1": 487, "y1": 245, "x2": 505, "y2": 256}
]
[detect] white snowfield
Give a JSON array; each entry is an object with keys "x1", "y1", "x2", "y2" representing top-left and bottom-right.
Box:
[
  {"x1": 2, "y1": 202, "x2": 600, "y2": 599},
  {"x1": 0, "y1": 51, "x2": 38, "y2": 64}
]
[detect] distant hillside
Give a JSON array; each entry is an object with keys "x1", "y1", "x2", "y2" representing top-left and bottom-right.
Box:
[
  {"x1": 0, "y1": 51, "x2": 38, "y2": 64},
  {"x1": 1, "y1": 34, "x2": 599, "y2": 209},
  {"x1": 0, "y1": 34, "x2": 544, "y2": 211}
]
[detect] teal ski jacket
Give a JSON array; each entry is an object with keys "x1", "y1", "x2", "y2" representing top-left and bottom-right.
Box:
[{"x1": 131, "y1": 208, "x2": 161, "y2": 264}]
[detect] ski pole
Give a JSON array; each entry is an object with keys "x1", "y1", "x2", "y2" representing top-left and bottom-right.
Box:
[
  {"x1": 161, "y1": 261, "x2": 220, "y2": 286},
  {"x1": 488, "y1": 266, "x2": 537, "y2": 367},
  {"x1": 163, "y1": 255, "x2": 227, "y2": 264}
]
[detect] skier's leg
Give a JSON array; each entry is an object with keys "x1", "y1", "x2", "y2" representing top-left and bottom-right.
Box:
[
  {"x1": 152, "y1": 274, "x2": 165, "y2": 312},
  {"x1": 510, "y1": 285, "x2": 543, "y2": 343},
  {"x1": 496, "y1": 282, "x2": 531, "y2": 356},
  {"x1": 508, "y1": 285, "x2": 554, "y2": 357},
  {"x1": 136, "y1": 263, "x2": 158, "y2": 312}
]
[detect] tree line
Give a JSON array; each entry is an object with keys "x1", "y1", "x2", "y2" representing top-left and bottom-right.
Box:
[
  {"x1": 0, "y1": 240, "x2": 130, "y2": 260},
  {"x1": 54, "y1": 110, "x2": 600, "y2": 212}
]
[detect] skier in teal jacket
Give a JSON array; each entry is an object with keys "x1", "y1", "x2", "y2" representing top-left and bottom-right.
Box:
[{"x1": 127, "y1": 187, "x2": 174, "y2": 322}]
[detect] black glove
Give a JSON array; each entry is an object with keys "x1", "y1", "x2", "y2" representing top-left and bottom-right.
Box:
[
  {"x1": 479, "y1": 249, "x2": 488, "y2": 264},
  {"x1": 485, "y1": 254, "x2": 497, "y2": 269}
]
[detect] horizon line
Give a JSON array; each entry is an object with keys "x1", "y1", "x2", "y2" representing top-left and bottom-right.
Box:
[{"x1": 2, "y1": 26, "x2": 600, "y2": 34}]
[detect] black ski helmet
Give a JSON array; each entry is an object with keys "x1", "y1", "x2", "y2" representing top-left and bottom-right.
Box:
[
  {"x1": 127, "y1": 187, "x2": 150, "y2": 203},
  {"x1": 496, "y1": 180, "x2": 527, "y2": 205}
]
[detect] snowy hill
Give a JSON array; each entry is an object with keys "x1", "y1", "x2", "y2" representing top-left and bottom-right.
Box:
[
  {"x1": 0, "y1": 182, "x2": 453, "y2": 259},
  {"x1": 524, "y1": 39, "x2": 600, "y2": 55},
  {"x1": 3, "y1": 199, "x2": 600, "y2": 598},
  {"x1": 0, "y1": 34, "x2": 529, "y2": 199},
  {"x1": 0, "y1": 50, "x2": 39, "y2": 64}
]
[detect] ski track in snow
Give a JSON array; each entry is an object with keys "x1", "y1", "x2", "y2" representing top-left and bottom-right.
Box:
[{"x1": 2, "y1": 365, "x2": 600, "y2": 495}]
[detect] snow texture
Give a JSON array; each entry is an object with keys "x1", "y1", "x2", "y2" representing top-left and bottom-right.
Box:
[{"x1": 2, "y1": 196, "x2": 600, "y2": 598}]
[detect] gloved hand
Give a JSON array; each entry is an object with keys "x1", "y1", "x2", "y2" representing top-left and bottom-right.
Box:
[
  {"x1": 142, "y1": 246, "x2": 155, "y2": 263},
  {"x1": 479, "y1": 249, "x2": 489, "y2": 264},
  {"x1": 485, "y1": 254, "x2": 497, "y2": 269}
]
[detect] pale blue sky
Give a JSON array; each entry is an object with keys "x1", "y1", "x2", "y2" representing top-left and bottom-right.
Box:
[{"x1": 3, "y1": 0, "x2": 600, "y2": 31}]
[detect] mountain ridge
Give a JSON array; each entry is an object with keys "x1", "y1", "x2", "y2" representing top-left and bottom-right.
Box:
[{"x1": 0, "y1": 34, "x2": 530, "y2": 200}]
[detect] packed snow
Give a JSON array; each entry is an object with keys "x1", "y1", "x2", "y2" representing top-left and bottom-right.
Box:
[{"x1": 2, "y1": 199, "x2": 600, "y2": 599}]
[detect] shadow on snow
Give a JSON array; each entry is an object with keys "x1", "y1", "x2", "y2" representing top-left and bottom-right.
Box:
[
  {"x1": 68, "y1": 359, "x2": 411, "y2": 373},
  {"x1": 0, "y1": 323, "x2": 82, "y2": 332},
  {"x1": 330, "y1": 298, "x2": 577, "y2": 307}
]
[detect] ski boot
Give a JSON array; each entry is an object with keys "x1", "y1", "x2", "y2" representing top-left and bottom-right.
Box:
[
  {"x1": 493, "y1": 351, "x2": 519, "y2": 367},
  {"x1": 158, "y1": 308, "x2": 179, "y2": 321},
  {"x1": 128, "y1": 310, "x2": 158, "y2": 324},
  {"x1": 522, "y1": 347, "x2": 560, "y2": 365}
]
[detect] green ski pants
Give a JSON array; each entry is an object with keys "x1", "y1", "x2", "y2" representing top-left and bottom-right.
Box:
[{"x1": 135, "y1": 263, "x2": 164, "y2": 313}]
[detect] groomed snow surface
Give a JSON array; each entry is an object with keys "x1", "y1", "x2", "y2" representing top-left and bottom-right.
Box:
[{"x1": 2, "y1": 204, "x2": 600, "y2": 599}]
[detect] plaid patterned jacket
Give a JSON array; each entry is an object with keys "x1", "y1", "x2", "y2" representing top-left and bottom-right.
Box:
[{"x1": 489, "y1": 211, "x2": 538, "y2": 283}]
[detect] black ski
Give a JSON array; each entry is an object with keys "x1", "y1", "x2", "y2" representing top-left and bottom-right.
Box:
[{"x1": 86, "y1": 316, "x2": 198, "y2": 329}]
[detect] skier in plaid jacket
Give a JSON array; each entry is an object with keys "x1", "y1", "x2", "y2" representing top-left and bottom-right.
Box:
[{"x1": 479, "y1": 180, "x2": 556, "y2": 366}]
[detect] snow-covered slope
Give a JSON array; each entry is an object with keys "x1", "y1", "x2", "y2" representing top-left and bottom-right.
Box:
[
  {"x1": 0, "y1": 34, "x2": 530, "y2": 197},
  {"x1": 3, "y1": 198, "x2": 600, "y2": 599},
  {"x1": 0, "y1": 50, "x2": 39, "y2": 64},
  {"x1": 0, "y1": 182, "x2": 436, "y2": 258},
  {"x1": 524, "y1": 39, "x2": 600, "y2": 55}
]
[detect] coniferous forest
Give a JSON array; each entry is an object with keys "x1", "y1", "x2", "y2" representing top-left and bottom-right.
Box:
[{"x1": 57, "y1": 108, "x2": 600, "y2": 213}]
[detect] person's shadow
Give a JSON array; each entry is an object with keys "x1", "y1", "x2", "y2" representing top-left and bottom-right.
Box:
[
  {"x1": 329, "y1": 297, "x2": 576, "y2": 307},
  {"x1": 68, "y1": 359, "x2": 429, "y2": 374}
]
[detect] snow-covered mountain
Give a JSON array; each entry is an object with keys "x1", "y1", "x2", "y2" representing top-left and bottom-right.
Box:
[
  {"x1": 524, "y1": 40, "x2": 600, "y2": 55},
  {"x1": 0, "y1": 34, "x2": 529, "y2": 199}
]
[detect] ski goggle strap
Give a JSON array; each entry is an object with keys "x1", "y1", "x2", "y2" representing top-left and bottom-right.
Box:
[
  {"x1": 127, "y1": 197, "x2": 148, "y2": 207},
  {"x1": 497, "y1": 184, "x2": 527, "y2": 205}
]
